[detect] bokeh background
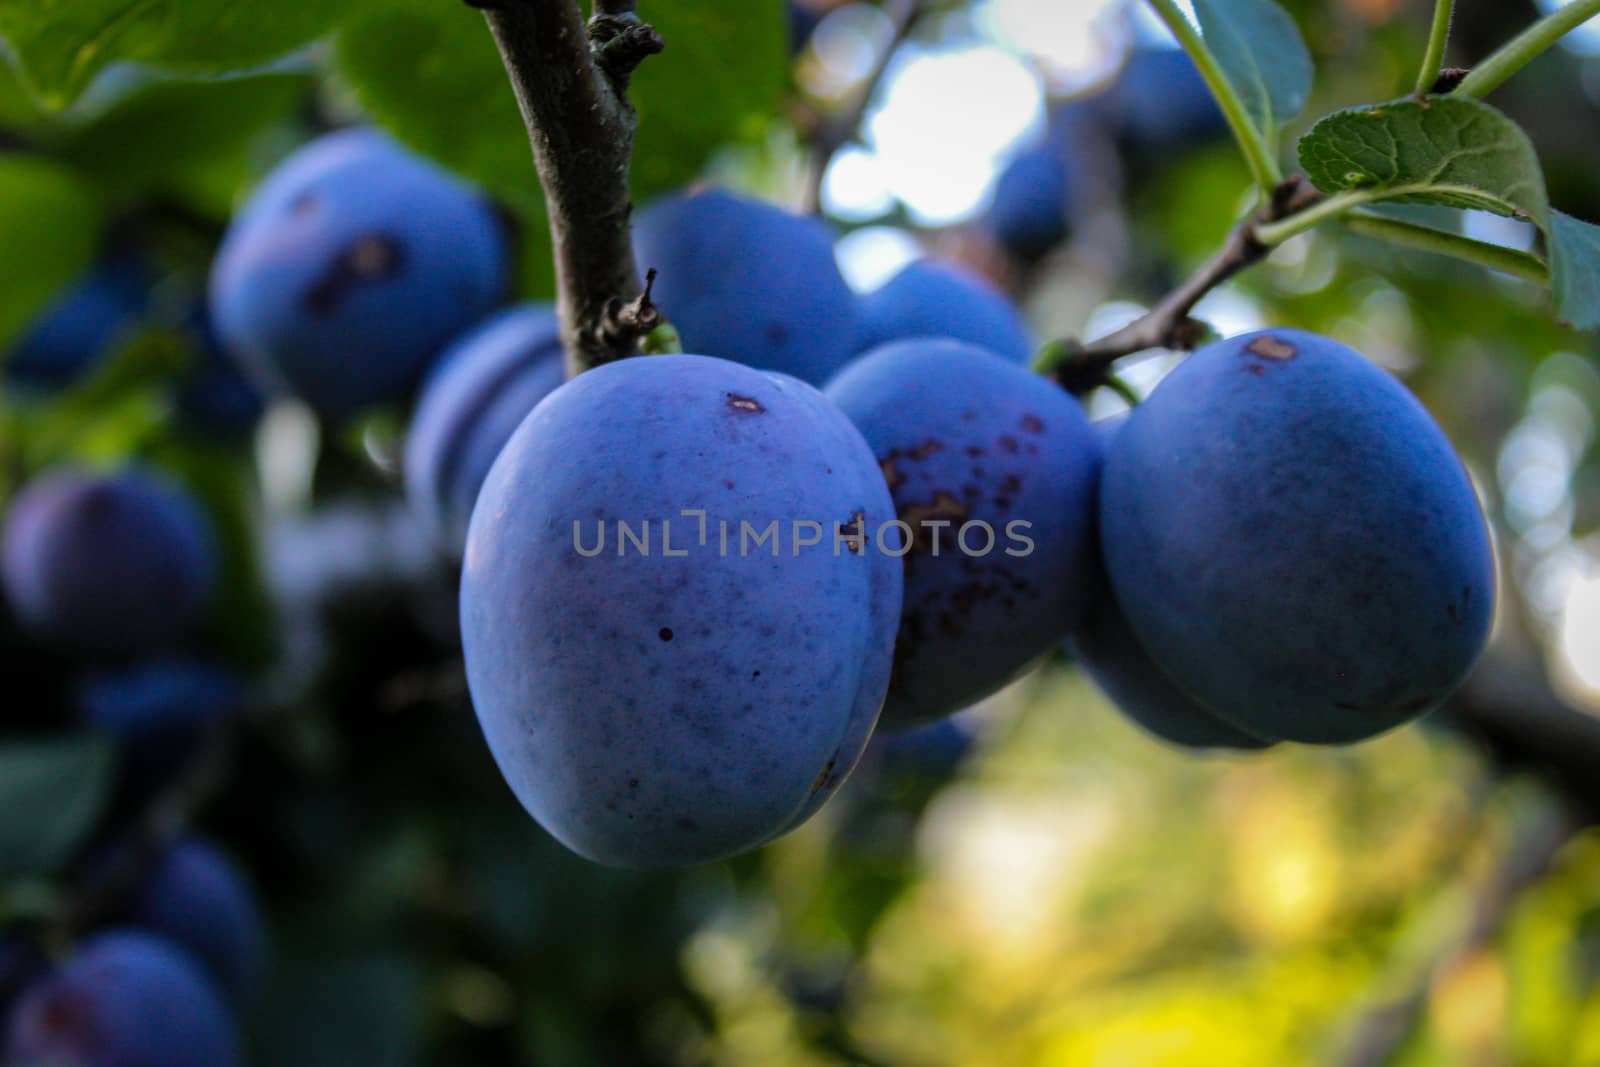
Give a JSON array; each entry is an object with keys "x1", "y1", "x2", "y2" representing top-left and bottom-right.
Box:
[{"x1": 3, "y1": 0, "x2": 1600, "y2": 1064}]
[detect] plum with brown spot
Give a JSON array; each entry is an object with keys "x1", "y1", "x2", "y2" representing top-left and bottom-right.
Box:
[{"x1": 826, "y1": 339, "x2": 1100, "y2": 727}]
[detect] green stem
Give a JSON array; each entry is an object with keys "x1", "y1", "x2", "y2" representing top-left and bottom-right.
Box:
[
  {"x1": 1103, "y1": 374, "x2": 1142, "y2": 407},
  {"x1": 1342, "y1": 211, "x2": 1551, "y2": 284},
  {"x1": 1253, "y1": 189, "x2": 1380, "y2": 245},
  {"x1": 1454, "y1": 0, "x2": 1600, "y2": 100},
  {"x1": 1144, "y1": 0, "x2": 1281, "y2": 196},
  {"x1": 1415, "y1": 0, "x2": 1455, "y2": 95}
]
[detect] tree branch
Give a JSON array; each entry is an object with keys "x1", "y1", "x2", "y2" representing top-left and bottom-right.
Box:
[
  {"x1": 1038, "y1": 175, "x2": 1323, "y2": 392},
  {"x1": 477, "y1": 0, "x2": 664, "y2": 376},
  {"x1": 802, "y1": 0, "x2": 925, "y2": 216}
]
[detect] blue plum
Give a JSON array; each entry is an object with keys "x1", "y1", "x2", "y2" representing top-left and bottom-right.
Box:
[
  {"x1": 631, "y1": 190, "x2": 860, "y2": 385},
  {"x1": 132, "y1": 838, "x2": 266, "y2": 1006},
  {"x1": 1071, "y1": 576, "x2": 1273, "y2": 751},
  {"x1": 1069, "y1": 417, "x2": 1269, "y2": 751},
  {"x1": 1, "y1": 469, "x2": 216, "y2": 657},
  {"x1": 856, "y1": 260, "x2": 1035, "y2": 364},
  {"x1": 825, "y1": 339, "x2": 1101, "y2": 728},
  {"x1": 1100, "y1": 329, "x2": 1496, "y2": 744},
  {"x1": 1096, "y1": 48, "x2": 1228, "y2": 165},
  {"x1": 987, "y1": 141, "x2": 1071, "y2": 261},
  {"x1": 209, "y1": 127, "x2": 508, "y2": 419},
  {"x1": 461, "y1": 355, "x2": 901, "y2": 867},
  {"x1": 404, "y1": 304, "x2": 564, "y2": 556},
  {"x1": 77, "y1": 659, "x2": 243, "y2": 781},
  {"x1": 4, "y1": 930, "x2": 240, "y2": 1067},
  {"x1": 4, "y1": 254, "x2": 148, "y2": 391},
  {"x1": 175, "y1": 309, "x2": 265, "y2": 437}
]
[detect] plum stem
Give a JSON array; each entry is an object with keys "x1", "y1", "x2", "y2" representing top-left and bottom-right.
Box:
[
  {"x1": 1415, "y1": 0, "x2": 1455, "y2": 98},
  {"x1": 1038, "y1": 175, "x2": 1320, "y2": 392},
  {"x1": 476, "y1": 0, "x2": 665, "y2": 376},
  {"x1": 1454, "y1": 0, "x2": 1600, "y2": 101},
  {"x1": 1144, "y1": 0, "x2": 1282, "y2": 198}
]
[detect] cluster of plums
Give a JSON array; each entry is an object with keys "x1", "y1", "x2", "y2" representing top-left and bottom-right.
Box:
[{"x1": 1, "y1": 109, "x2": 1495, "y2": 1053}]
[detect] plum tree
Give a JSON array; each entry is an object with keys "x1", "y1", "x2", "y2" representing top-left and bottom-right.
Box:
[
  {"x1": 131, "y1": 838, "x2": 266, "y2": 1006},
  {"x1": 3, "y1": 930, "x2": 240, "y2": 1067},
  {"x1": 1099, "y1": 329, "x2": 1496, "y2": 744},
  {"x1": 208, "y1": 128, "x2": 508, "y2": 420},
  {"x1": 825, "y1": 339, "x2": 1100, "y2": 728},
  {"x1": 3, "y1": 253, "x2": 148, "y2": 391},
  {"x1": 856, "y1": 260, "x2": 1036, "y2": 364},
  {"x1": 1, "y1": 469, "x2": 217, "y2": 658},
  {"x1": 460, "y1": 354, "x2": 901, "y2": 867},
  {"x1": 631, "y1": 189, "x2": 860, "y2": 385},
  {"x1": 404, "y1": 304, "x2": 565, "y2": 556}
]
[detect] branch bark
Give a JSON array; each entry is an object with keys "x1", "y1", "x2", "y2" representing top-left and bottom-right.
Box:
[
  {"x1": 1041, "y1": 176, "x2": 1324, "y2": 393},
  {"x1": 478, "y1": 0, "x2": 664, "y2": 376}
]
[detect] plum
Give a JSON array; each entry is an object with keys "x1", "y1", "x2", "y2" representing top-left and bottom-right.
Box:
[
  {"x1": 1071, "y1": 577, "x2": 1274, "y2": 751},
  {"x1": 631, "y1": 190, "x2": 860, "y2": 385},
  {"x1": 461, "y1": 354, "x2": 901, "y2": 867},
  {"x1": 4, "y1": 930, "x2": 240, "y2": 1067},
  {"x1": 132, "y1": 838, "x2": 266, "y2": 1006},
  {"x1": 825, "y1": 339, "x2": 1100, "y2": 728},
  {"x1": 209, "y1": 128, "x2": 508, "y2": 419},
  {"x1": 77, "y1": 658, "x2": 243, "y2": 783},
  {"x1": 404, "y1": 304, "x2": 564, "y2": 556},
  {"x1": 4, "y1": 254, "x2": 148, "y2": 391},
  {"x1": 2, "y1": 469, "x2": 216, "y2": 658},
  {"x1": 1096, "y1": 48, "x2": 1228, "y2": 168},
  {"x1": 987, "y1": 141, "x2": 1072, "y2": 262},
  {"x1": 856, "y1": 260, "x2": 1035, "y2": 364},
  {"x1": 1099, "y1": 328, "x2": 1496, "y2": 744}
]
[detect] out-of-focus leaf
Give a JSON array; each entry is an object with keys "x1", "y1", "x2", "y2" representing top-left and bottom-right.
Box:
[
  {"x1": 254, "y1": 951, "x2": 425, "y2": 1067},
  {"x1": 334, "y1": 2, "x2": 537, "y2": 208},
  {"x1": 0, "y1": 734, "x2": 115, "y2": 877},
  {"x1": 0, "y1": 0, "x2": 365, "y2": 109},
  {"x1": 1299, "y1": 96, "x2": 1548, "y2": 222},
  {"x1": 53, "y1": 72, "x2": 311, "y2": 197},
  {"x1": 1548, "y1": 210, "x2": 1600, "y2": 331},
  {"x1": 1191, "y1": 0, "x2": 1312, "y2": 137},
  {"x1": 630, "y1": 0, "x2": 787, "y2": 199},
  {"x1": 334, "y1": 0, "x2": 787, "y2": 206},
  {"x1": 0, "y1": 155, "x2": 104, "y2": 350}
]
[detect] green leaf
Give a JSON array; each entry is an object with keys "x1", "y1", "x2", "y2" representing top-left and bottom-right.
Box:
[
  {"x1": 1191, "y1": 0, "x2": 1312, "y2": 137},
  {"x1": 334, "y1": 2, "x2": 537, "y2": 208},
  {"x1": 1298, "y1": 96, "x2": 1549, "y2": 223},
  {"x1": 629, "y1": 0, "x2": 787, "y2": 199},
  {"x1": 254, "y1": 951, "x2": 424, "y2": 1067},
  {"x1": 1548, "y1": 210, "x2": 1600, "y2": 331},
  {"x1": 0, "y1": 734, "x2": 116, "y2": 878},
  {"x1": 0, "y1": 155, "x2": 104, "y2": 350},
  {"x1": 335, "y1": 0, "x2": 787, "y2": 206},
  {"x1": 52, "y1": 71, "x2": 312, "y2": 199},
  {"x1": 0, "y1": 0, "x2": 364, "y2": 108}
]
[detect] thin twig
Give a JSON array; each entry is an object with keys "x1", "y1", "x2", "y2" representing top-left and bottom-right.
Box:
[
  {"x1": 802, "y1": 0, "x2": 924, "y2": 215},
  {"x1": 1040, "y1": 176, "x2": 1323, "y2": 392},
  {"x1": 477, "y1": 0, "x2": 664, "y2": 376}
]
